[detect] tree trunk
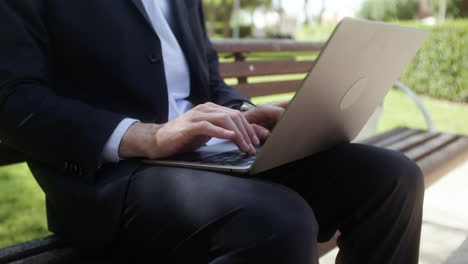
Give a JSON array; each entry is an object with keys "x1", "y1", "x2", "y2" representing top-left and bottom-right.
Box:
[
  {"x1": 304, "y1": 0, "x2": 310, "y2": 25},
  {"x1": 205, "y1": 4, "x2": 217, "y2": 37},
  {"x1": 462, "y1": 0, "x2": 468, "y2": 17},
  {"x1": 317, "y1": 0, "x2": 326, "y2": 24},
  {"x1": 438, "y1": 0, "x2": 446, "y2": 21},
  {"x1": 417, "y1": 0, "x2": 432, "y2": 19},
  {"x1": 222, "y1": 0, "x2": 233, "y2": 38}
]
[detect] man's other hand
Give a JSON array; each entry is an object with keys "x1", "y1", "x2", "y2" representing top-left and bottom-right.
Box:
[
  {"x1": 243, "y1": 100, "x2": 289, "y2": 142},
  {"x1": 119, "y1": 103, "x2": 261, "y2": 160}
]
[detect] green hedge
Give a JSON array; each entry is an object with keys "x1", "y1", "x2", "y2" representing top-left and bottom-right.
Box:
[
  {"x1": 398, "y1": 19, "x2": 468, "y2": 103},
  {"x1": 360, "y1": 0, "x2": 419, "y2": 21}
]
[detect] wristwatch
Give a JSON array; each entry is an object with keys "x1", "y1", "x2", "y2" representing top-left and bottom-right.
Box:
[{"x1": 236, "y1": 102, "x2": 256, "y2": 112}]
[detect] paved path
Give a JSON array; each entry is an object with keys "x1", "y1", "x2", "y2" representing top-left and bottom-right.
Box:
[{"x1": 320, "y1": 159, "x2": 468, "y2": 264}]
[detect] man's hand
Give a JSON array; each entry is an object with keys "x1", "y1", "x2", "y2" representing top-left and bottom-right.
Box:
[
  {"x1": 119, "y1": 103, "x2": 260, "y2": 160},
  {"x1": 243, "y1": 100, "x2": 289, "y2": 142}
]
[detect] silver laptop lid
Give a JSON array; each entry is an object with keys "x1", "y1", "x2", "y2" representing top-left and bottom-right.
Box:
[{"x1": 250, "y1": 18, "x2": 429, "y2": 174}]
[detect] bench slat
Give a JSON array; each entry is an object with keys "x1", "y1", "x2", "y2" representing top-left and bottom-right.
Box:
[
  {"x1": 9, "y1": 248, "x2": 79, "y2": 264},
  {"x1": 417, "y1": 137, "x2": 468, "y2": 187},
  {"x1": 0, "y1": 236, "x2": 64, "y2": 263},
  {"x1": 233, "y1": 80, "x2": 301, "y2": 97},
  {"x1": 212, "y1": 39, "x2": 324, "y2": 53},
  {"x1": 358, "y1": 126, "x2": 408, "y2": 145},
  {"x1": 9, "y1": 248, "x2": 125, "y2": 264},
  {"x1": 372, "y1": 129, "x2": 422, "y2": 148},
  {"x1": 405, "y1": 133, "x2": 459, "y2": 161},
  {"x1": 219, "y1": 60, "x2": 314, "y2": 78},
  {"x1": 386, "y1": 131, "x2": 440, "y2": 152}
]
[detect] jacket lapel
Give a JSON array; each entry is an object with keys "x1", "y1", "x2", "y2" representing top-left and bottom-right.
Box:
[
  {"x1": 170, "y1": 1, "x2": 194, "y2": 57},
  {"x1": 130, "y1": 0, "x2": 155, "y2": 33},
  {"x1": 130, "y1": 0, "x2": 210, "y2": 103}
]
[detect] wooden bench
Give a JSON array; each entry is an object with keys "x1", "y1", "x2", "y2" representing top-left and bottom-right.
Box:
[{"x1": 1, "y1": 39, "x2": 468, "y2": 263}]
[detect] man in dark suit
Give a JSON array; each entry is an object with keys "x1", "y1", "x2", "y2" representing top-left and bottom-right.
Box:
[{"x1": 0, "y1": 0, "x2": 424, "y2": 263}]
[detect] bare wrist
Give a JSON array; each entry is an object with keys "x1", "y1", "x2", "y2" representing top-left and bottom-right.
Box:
[{"x1": 118, "y1": 122, "x2": 162, "y2": 159}]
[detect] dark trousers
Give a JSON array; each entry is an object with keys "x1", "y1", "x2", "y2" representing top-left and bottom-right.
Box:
[{"x1": 117, "y1": 143, "x2": 424, "y2": 264}]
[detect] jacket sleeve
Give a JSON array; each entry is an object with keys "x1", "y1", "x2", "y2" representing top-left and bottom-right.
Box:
[
  {"x1": 196, "y1": 1, "x2": 252, "y2": 108},
  {"x1": 0, "y1": 0, "x2": 126, "y2": 183}
]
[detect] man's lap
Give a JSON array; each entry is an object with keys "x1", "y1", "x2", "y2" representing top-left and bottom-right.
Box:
[
  {"x1": 118, "y1": 158, "x2": 318, "y2": 261},
  {"x1": 117, "y1": 143, "x2": 423, "y2": 247}
]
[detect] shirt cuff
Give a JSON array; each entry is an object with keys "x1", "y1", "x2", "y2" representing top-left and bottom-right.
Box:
[{"x1": 101, "y1": 118, "x2": 140, "y2": 164}]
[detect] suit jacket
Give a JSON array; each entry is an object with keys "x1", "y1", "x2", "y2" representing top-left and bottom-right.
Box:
[{"x1": 0, "y1": 0, "x2": 249, "y2": 248}]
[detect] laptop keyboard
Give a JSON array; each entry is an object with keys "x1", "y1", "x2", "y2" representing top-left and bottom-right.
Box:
[{"x1": 193, "y1": 147, "x2": 261, "y2": 167}]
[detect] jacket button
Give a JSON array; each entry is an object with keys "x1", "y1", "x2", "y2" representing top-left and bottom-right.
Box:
[{"x1": 148, "y1": 53, "x2": 159, "y2": 64}]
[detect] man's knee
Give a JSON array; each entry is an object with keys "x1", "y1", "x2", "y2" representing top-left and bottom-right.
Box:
[
  {"x1": 209, "y1": 182, "x2": 319, "y2": 263},
  {"x1": 357, "y1": 146, "x2": 425, "y2": 208},
  {"x1": 377, "y1": 148, "x2": 424, "y2": 197},
  {"x1": 242, "y1": 182, "x2": 319, "y2": 242},
  {"x1": 332, "y1": 144, "x2": 425, "y2": 208}
]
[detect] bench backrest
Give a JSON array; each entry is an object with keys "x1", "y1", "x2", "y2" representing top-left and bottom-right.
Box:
[{"x1": 212, "y1": 39, "x2": 325, "y2": 97}]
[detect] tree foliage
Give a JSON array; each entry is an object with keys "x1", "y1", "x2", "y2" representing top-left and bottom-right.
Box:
[
  {"x1": 359, "y1": 0, "x2": 419, "y2": 21},
  {"x1": 360, "y1": 0, "x2": 467, "y2": 21},
  {"x1": 430, "y1": 0, "x2": 466, "y2": 18},
  {"x1": 202, "y1": 0, "x2": 272, "y2": 37},
  {"x1": 399, "y1": 20, "x2": 468, "y2": 103}
]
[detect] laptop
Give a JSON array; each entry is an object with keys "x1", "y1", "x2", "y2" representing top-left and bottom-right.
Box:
[{"x1": 144, "y1": 18, "x2": 429, "y2": 175}]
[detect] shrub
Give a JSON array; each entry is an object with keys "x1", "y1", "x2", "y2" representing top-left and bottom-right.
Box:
[
  {"x1": 360, "y1": 0, "x2": 419, "y2": 21},
  {"x1": 398, "y1": 19, "x2": 468, "y2": 103},
  {"x1": 212, "y1": 22, "x2": 253, "y2": 38},
  {"x1": 297, "y1": 19, "x2": 468, "y2": 103},
  {"x1": 430, "y1": 0, "x2": 466, "y2": 19}
]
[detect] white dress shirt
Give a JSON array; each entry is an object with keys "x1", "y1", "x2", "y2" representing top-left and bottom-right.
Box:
[{"x1": 101, "y1": 0, "x2": 193, "y2": 163}]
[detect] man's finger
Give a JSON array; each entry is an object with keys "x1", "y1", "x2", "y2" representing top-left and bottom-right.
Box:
[
  {"x1": 240, "y1": 115, "x2": 260, "y2": 146},
  {"x1": 266, "y1": 105, "x2": 285, "y2": 121},
  {"x1": 252, "y1": 124, "x2": 270, "y2": 142},
  {"x1": 191, "y1": 121, "x2": 236, "y2": 140},
  {"x1": 272, "y1": 100, "x2": 290, "y2": 109},
  {"x1": 229, "y1": 111, "x2": 258, "y2": 152},
  {"x1": 199, "y1": 106, "x2": 256, "y2": 153},
  {"x1": 245, "y1": 104, "x2": 285, "y2": 125},
  {"x1": 191, "y1": 112, "x2": 251, "y2": 153}
]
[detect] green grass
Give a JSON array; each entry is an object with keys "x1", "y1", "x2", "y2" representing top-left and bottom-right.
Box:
[
  {"x1": 378, "y1": 89, "x2": 468, "y2": 134},
  {"x1": 1, "y1": 89, "x2": 467, "y2": 248},
  {"x1": 0, "y1": 163, "x2": 50, "y2": 248}
]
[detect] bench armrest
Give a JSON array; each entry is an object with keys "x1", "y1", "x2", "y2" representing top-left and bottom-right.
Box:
[{"x1": 394, "y1": 82, "x2": 434, "y2": 131}]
